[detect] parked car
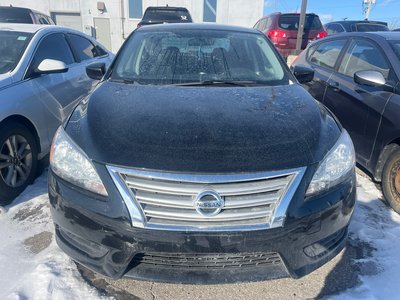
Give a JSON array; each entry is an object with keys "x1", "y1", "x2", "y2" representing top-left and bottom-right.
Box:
[
  {"x1": 137, "y1": 6, "x2": 193, "y2": 27},
  {"x1": 292, "y1": 32, "x2": 400, "y2": 214},
  {"x1": 0, "y1": 23, "x2": 113, "y2": 204},
  {"x1": 325, "y1": 20, "x2": 389, "y2": 35},
  {"x1": 48, "y1": 23, "x2": 356, "y2": 283},
  {"x1": 0, "y1": 6, "x2": 55, "y2": 25},
  {"x1": 254, "y1": 12, "x2": 327, "y2": 58}
]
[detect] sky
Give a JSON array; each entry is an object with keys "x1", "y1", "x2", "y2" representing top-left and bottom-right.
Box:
[{"x1": 264, "y1": 0, "x2": 400, "y2": 28}]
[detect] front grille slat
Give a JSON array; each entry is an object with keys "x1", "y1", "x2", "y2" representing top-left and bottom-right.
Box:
[
  {"x1": 224, "y1": 192, "x2": 279, "y2": 208},
  {"x1": 124, "y1": 175, "x2": 290, "y2": 196},
  {"x1": 143, "y1": 204, "x2": 272, "y2": 222},
  {"x1": 108, "y1": 166, "x2": 305, "y2": 231},
  {"x1": 135, "y1": 190, "x2": 193, "y2": 208}
]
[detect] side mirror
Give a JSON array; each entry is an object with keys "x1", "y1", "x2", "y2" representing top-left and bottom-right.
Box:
[
  {"x1": 292, "y1": 65, "x2": 314, "y2": 84},
  {"x1": 36, "y1": 59, "x2": 68, "y2": 74},
  {"x1": 86, "y1": 62, "x2": 106, "y2": 80},
  {"x1": 354, "y1": 70, "x2": 386, "y2": 87}
]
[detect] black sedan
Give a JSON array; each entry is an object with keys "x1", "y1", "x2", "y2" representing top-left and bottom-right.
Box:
[
  {"x1": 292, "y1": 32, "x2": 400, "y2": 214},
  {"x1": 48, "y1": 23, "x2": 356, "y2": 283}
]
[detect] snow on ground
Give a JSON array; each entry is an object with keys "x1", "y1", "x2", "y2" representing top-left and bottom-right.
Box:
[
  {"x1": 333, "y1": 174, "x2": 400, "y2": 300},
  {"x1": 0, "y1": 170, "x2": 399, "y2": 299},
  {"x1": 0, "y1": 171, "x2": 106, "y2": 300}
]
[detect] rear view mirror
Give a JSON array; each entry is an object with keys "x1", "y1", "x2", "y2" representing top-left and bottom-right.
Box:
[
  {"x1": 36, "y1": 59, "x2": 68, "y2": 74},
  {"x1": 86, "y1": 62, "x2": 106, "y2": 80},
  {"x1": 292, "y1": 65, "x2": 314, "y2": 84},
  {"x1": 354, "y1": 70, "x2": 386, "y2": 87}
]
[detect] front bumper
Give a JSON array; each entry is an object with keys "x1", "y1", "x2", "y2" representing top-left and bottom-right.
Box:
[{"x1": 48, "y1": 168, "x2": 356, "y2": 284}]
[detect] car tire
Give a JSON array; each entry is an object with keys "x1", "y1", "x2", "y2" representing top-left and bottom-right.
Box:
[
  {"x1": 0, "y1": 122, "x2": 38, "y2": 206},
  {"x1": 382, "y1": 148, "x2": 400, "y2": 214}
]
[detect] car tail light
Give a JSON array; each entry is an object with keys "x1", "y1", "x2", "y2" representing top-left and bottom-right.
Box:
[
  {"x1": 316, "y1": 31, "x2": 328, "y2": 39},
  {"x1": 267, "y1": 30, "x2": 287, "y2": 39}
]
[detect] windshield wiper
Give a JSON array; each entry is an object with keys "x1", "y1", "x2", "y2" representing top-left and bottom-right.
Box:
[
  {"x1": 110, "y1": 78, "x2": 138, "y2": 84},
  {"x1": 171, "y1": 80, "x2": 257, "y2": 87}
]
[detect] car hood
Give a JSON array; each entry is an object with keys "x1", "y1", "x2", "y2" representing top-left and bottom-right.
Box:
[
  {"x1": 66, "y1": 82, "x2": 341, "y2": 173},
  {"x1": 0, "y1": 73, "x2": 13, "y2": 90}
]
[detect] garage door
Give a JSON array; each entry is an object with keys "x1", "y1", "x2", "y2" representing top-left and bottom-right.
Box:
[{"x1": 51, "y1": 12, "x2": 82, "y2": 32}]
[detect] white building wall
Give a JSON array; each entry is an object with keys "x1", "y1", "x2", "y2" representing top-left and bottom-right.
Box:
[{"x1": 0, "y1": 0, "x2": 264, "y2": 52}]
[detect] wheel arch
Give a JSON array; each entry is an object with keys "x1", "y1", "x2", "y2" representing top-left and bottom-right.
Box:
[
  {"x1": 0, "y1": 115, "x2": 42, "y2": 154},
  {"x1": 374, "y1": 138, "x2": 400, "y2": 182}
]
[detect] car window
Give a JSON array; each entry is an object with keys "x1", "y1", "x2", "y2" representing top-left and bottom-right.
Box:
[
  {"x1": 306, "y1": 43, "x2": 318, "y2": 60},
  {"x1": 0, "y1": 8, "x2": 32, "y2": 23},
  {"x1": 38, "y1": 15, "x2": 49, "y2": 24},
  {"x1": 265, "y1": 17, "x2": 272, "y2": 29},
  {"x1": 31, "y1": 33, "x2": 74, "y2": 69},
  {"x1": 0, "y1": 31, "x2": 32, "y2": 74},
  {"x1": 308, "y1": 39, "x2": 346, "y2": 69},
  {"x1": 256, "y1": 19, "x2": 266, "y2": 31},
  {"x1": 353, "y1": 23, "x2": 389, "y2": 32},
  {"x1": 67, "y1": 34, "x2": 98, "y2": 61},
  {"x1": 278, "y1": 14, "x2": 322, "y2": 30},
  {"x1": 111, "y1": 30, "x2": 288, "y2": 86},
  {"x1": 327, "y1": 24, "x2": 344, "y2": 35},
  {"x1": 47, "y1": 16, "x2": 55, "y2": 25},
  {"x1": 142, "y1": 9, "x2": 192, "y2": 22},
  {"x1": 388, "y1": 40, "x2": 400, "y2": 61},
  {"x1": 338, "y1": 39, "x2": 390, "y2": 79}
]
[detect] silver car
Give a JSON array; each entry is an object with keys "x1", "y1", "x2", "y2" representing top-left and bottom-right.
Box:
[{"x1": 0, "y1": 23, "x2": 113, "y2": 204}]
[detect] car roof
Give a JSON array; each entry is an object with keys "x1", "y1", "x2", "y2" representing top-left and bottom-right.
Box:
[
  {"x1": 0, "y1": 22, "x2": 49, "y2": 33},
  {"x1": 310, "y1": 31, "x2": 400, "y2": 44},
  {"x1": 136, "y1": 22, "x2": 259, "y2": 34},
  {"x1": 0, "y1": 6, "x2": 31, "y2": 11},
  {"x1": 145, "y1": 6, "x2": 189, "y2": 10},
  {"x1": 326, "y1": 20, "x2": 387, "y2": 25},
  {"x1": 0, "y1": 22, "x2": 98, "y2": 39},
  {"x1": 262, "y1": 12, "x2": 318, "y2": 17}
]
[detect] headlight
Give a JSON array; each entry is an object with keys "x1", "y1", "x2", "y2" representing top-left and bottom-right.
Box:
[
  {"x1": 50, "y1": 127, "x2": 108, "y2": 196},
  {"x1": 306, "y1": 130, "x2": 355, "y2": 196}
]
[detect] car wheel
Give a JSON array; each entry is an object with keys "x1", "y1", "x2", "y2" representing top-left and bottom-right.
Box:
[
  {"x1": 382, "y1": 148, "x2": 400, "y2": 214},
  {"x1": 0, "y1": 122, "x2": 38, "y2": 205}
]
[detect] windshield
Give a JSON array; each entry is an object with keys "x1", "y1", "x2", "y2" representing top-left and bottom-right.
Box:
[
  {"x1": 0, "y1": 31, "x2": 32, "y2": 74},
  {"x1": 142, "y1": 9, "x2": 192, "y2": 23},
  {"x1": 354, "y1": 23, "x2": 389, "y2": 32},
  {"x1": 278, "y1": 14, "x2": 322, "y2": 31},
  {"x1": 111, "y1": 29, "x2": 288, "y2": 86}
]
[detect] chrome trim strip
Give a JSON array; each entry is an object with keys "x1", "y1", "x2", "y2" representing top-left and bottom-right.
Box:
[
  {"x1": 107, "y1": 166, "x2": 146, "y2": 228},
  {"x1": 107, "y1": 166, "x2": 304, "y2": 184},
  {"x1": 270, "y1": 168, "x2": 305, "y2": 228},
  {"x1": 106, "y1": 165, "x2": 306, "y2": 231}
]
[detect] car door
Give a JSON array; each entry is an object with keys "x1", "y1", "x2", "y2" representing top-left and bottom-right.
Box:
[
  {"x1": 24, "y1": 32, "x2": 82, "y2": 142},
  {"x1": 303, "y1": 39, "x2": 347, "y2": 102},
  {"x1": 323, "y1": 38, "x2": 395, "y2": 165}
]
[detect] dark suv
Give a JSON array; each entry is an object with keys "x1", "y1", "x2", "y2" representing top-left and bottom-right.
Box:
[
  {"x1": 325, "y1": 20, "x2": 389, "y2": 35},
  {"x1": 48, "y1": 23, "x2": 356, "y2": 283},
  {"x1": 292, "y1": 32, "x2": 400, "y2": 214},
  {"x1": 0, "y1": 6, "x2": 55, "y2": 25},
  {"x1": 254, "y1": 12, "x2": 327, "y2": 58},
  {"x1": 137, "y1": 6, "x2": 192, "y2": 27}
]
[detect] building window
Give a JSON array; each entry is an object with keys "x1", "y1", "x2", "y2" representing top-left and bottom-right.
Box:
[
  {"x1": 203, "y1": 0, "x2": 217, "y2": 22},
  {"x1": 128, "y1": 0, "x2": 142, "y2": 19}
]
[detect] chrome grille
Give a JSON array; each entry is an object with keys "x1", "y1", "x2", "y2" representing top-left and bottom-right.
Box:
[{"x1": 107, "y1": 166, "x2": 305, "y2": 231}]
